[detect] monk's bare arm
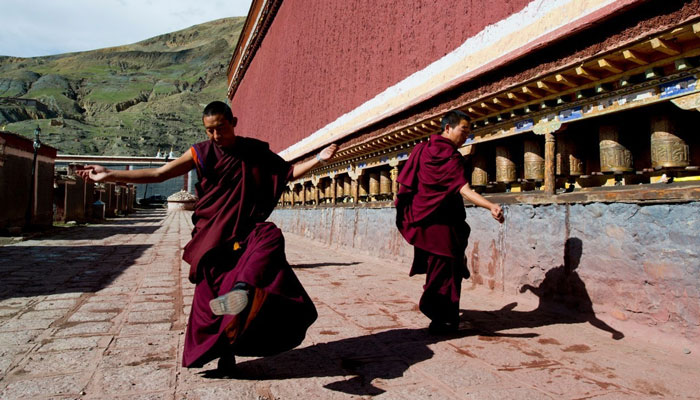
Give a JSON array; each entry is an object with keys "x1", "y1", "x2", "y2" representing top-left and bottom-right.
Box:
[
  {"x1": 460, "y1": 183, "x2": 504, "y2": 223},
  {"x1": 292, "y1": 144, "x2": 338, "y2": 180},
  {"x1": 76, "y1": 151, "x2": 195, "y2": 184}
]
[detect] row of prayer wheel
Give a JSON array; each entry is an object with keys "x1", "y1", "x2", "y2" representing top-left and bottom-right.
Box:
[
  {"x1": 283, "y1": 169, "x2": 396, "y2": 204},
  {"x1": 470, "y1": 114, "x2": 690, "y2": 186}
]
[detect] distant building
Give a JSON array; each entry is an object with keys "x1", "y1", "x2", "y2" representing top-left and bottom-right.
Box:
[{"x1": 0, "y1": 131, "x2": 57, "y2": 232}]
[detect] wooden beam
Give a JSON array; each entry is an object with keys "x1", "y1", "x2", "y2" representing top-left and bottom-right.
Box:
[
  {"x1": 479, "y1": 102, "x2": 498, "y2": 113},
  {"x1": 622, "y1": 49, "x2": 648, "y2": 65},
  {"x1": 467, "y1": 107, "x2": 484, "y2": 116},
  {"x1": 492, "y1": 98, "x2": 511, "y2": 108},
  {"x1": 521, "y1": 86, "x2": 542, "y2": 98},
  {"x1": 575, "y1": 66, "x2": 599, "y2": 81},
  {"x1": 535, "y1": 81, "x2": 557, "y2": 94},
  {"x1": 650, "y1": 38, "x2": 680, "y2": 55},
  {"x1": 507, "y1": 92, "x2": 525, "y2": 103},
  {"x1": 597, "y1": 58, "x2": 623, "y2": 74},
  {"x1": 555, "y1": 74, "x2": 577, "y2": 88}
]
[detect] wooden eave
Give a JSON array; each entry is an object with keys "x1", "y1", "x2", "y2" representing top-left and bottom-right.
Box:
[{"x1": 308, "y1": 20, "x2": 700, "y2": 178}]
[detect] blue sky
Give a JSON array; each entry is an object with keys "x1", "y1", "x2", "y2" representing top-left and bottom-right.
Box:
[{"x1": 0, "y1": 0, "x2": 253, "y2": 57}]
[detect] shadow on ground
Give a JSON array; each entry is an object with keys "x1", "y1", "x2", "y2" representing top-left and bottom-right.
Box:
[
  {"x1": 203, "y1": 238, "x2": 624, "y2": 396},
  {"x1": 292, "y1": 262, "x2": 361, "y2": 269},
  {"x1": 0, "y1": 210, "x2": 165, "y2": 301}
]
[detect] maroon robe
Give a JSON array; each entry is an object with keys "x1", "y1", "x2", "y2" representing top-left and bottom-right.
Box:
[
  {"x1": 395, "y1": 135, "x2": 471, "y2": 324},
  {"x1": 182, "y1": 137, "x2": 317, "y2": 368}
]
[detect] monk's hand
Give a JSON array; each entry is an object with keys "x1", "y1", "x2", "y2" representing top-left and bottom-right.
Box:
[
  {"x1": 318, "y1": 144, "x2": 338, "y2": 162},
  {"x1": 490, "y1": 203, "x2": 504, "y2": 223},
  {"x1": 76, "y1": 165, "x2": 110, "y2": 182}
]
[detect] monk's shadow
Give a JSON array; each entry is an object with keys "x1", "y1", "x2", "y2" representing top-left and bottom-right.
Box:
[
  {"x1": 205, "y1": 238, "x2": 621, "y2": 396},
  {"x1": 292, "y1": 261, "x2": 361, "y2": 269},
  {"x1": 223, "y1": 326, "x2": 534, "y2": 396},
  {"x1": 464, "y1": 237, "x2": 624, "y2": 340}
]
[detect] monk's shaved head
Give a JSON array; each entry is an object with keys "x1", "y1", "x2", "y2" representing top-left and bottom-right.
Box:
[
  {"x1": 203, "y1": 101, "x2": 235, "y2": 124},
  {"x1": 441, "y1": 110, "x2": 470, "y2": 132}
]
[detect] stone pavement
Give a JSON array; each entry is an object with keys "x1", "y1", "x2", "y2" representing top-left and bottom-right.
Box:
[{"x1": 0, "y1": 209, "x2": 698, "y2": 399}]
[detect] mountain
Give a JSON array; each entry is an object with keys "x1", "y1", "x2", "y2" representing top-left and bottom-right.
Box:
[{"x1": 0, "y1": 17, "x2": 245, "y2": 156}]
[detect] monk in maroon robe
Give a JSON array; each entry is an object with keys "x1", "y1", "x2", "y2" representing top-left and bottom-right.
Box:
[
  {"x1": 78, "y1": 101, "x2": 337, "y2": 372},
  {"x1": 395, "y1": 110, "x2": 504, "y2": 334}
]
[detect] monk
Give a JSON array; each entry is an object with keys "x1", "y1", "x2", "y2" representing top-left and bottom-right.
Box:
[
  {"x1": 395, "y1": 110, "x2": 504, "y2": 334},
  {"x1": 77, "y1": 101, "x2": 337, "y2": 373}
]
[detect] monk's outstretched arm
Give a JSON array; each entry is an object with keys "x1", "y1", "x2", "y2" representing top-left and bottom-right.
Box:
[
  {"x1": 460, "y1": 183, "x2": 504, "y2": 223},
  {"x1": 291, "y1": 144, "x2": 338, "y2": 179},
  {"x1": 76, "y1": 151, "x2": 195, "y2": 184}
]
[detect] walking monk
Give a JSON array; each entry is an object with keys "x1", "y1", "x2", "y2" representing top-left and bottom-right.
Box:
[
  {"x1": 395, "y1": 110, "x2": 504, "y2": 334},
  {"x1": 77, "y1": 101, "x2": 337, "y2": 373}
]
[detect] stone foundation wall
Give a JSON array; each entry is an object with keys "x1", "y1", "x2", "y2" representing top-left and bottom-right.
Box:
[{"x1": 270, "y1": 201, "x2": 700, "y2": 341}]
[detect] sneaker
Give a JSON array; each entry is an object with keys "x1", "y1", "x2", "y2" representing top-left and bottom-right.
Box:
[{"x1": 210, "y1": 284, "x2": 250, "y2": 316}]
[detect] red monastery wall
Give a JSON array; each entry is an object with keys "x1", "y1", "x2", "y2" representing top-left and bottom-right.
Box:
[{"x1": 231, "y1": 0, "x2": 531, "y2": 153}]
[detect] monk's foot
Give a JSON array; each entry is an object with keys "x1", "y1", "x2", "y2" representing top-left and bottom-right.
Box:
[
  {"x1": 216, "y1": 355, "x2": 237, "y2": 376},
  {"x1": 210, "y1": 283, "x2": 251, "y2": 316},
  {"x1": 428, "y1": 320, "x2": 459, "y2": 335}
]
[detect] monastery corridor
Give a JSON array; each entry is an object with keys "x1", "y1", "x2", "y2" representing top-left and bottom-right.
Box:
[{"x1": 0, "y1": 209, "x2": 698, "y2": 399}]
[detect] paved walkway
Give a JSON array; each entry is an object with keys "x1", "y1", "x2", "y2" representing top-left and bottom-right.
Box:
[{"x1": 0, "y1": 209, "x2": 698, "y2": 399}]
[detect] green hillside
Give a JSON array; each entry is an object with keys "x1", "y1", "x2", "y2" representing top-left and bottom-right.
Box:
[{"x1": 0, "y1": 17, "x2": 244, "y2": 156}]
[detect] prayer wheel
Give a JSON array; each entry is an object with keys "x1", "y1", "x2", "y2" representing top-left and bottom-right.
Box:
[
  {"x1": 650, "y1": 115, "x2": 689, "y2": 168},
  {"x1": 343, "y1": 176, "x2": 352, "y2": 196},
  {"x1": 369, "y1": 172, "x2": 380, "y2": 196},
  {"x1": 556, "y1": 137, "x2": 584, "y2": 176},
  {"x1": 495, "y1": 146, "x2": 516, "y2": 183},
  {"x1": 523, "y1": 139, "x2": 544, "y2": 181},
  {"x1": 599, "y1": 125, "x2": 633, "y2": 173},
  {"x1": 379, "y1": 170, "x2": 391, "y2": 195},
  {"x1": 471, "y1": 153, "x2": 488, "y2": 187},
  {"x1": 336, "y1": 177, "x2": 344, "y2": 198},
  {"x1": 324, "y1": 180, "x2": 332, "y2": 199},
  {"x1": 359, "y1": 175, "x2": 368, "y2": 197},
  {"x1": 305, "y1": 185, "x2": 313, "y2": 203}
]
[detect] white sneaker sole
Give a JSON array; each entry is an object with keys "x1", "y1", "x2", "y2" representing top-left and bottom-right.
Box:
[{"x1": 210, "y1": 289, "x2": 249, "y2": 316}]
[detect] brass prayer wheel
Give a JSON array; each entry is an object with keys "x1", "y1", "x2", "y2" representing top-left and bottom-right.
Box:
[
  {"x1": 523, "y1": 139, "x2": 544, "y2": 181},
  {"x1": 556, "y1": 137, "x2": 584, "y2": 176},
  {"x1": 343, "y1": 176, "x2": 352, "y2": 196},
  {"x1": 599, "y1": 125, "x2": 633, "y2": 173},
  {"x1": 369, "y1": 172, "x2": 380, "y2": 196},
  {"x1": 471, "y1": 153, "x2": 488, "y2": 187},
  {"x1": 305, "y1": 185, "x2": 313, "y2": 203},
  {"x1": 390, "y1": 167, "x2": 399, "y2": 195},
  {"x1": 336, "y1": 177, "x2": 344, "y2": 198},
  {"x1": 358, "y1": 175, "x2": 368, "y2": 197},
  {"x1": 496, "y1": 146, "x2": 516, "y2": 183},
  {"x1": 379, "y1": 170, "x2": 391, "y2": 195},
  {"x1": 324, "y1": 180, "x2": 332, "y2": 199},
  {"x1": 650, "y1": 115, "x2": 689, "y2": 168}
]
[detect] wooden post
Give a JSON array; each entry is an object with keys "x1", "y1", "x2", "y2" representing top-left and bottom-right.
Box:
[
  {"x1": 544, "y1": 133, "x2": 556, "y2": 195},
  {"x1": 330, "y1": 176, "x2": 337, "y2": 205},
  {"x1": 533, "y1": 119, "x2": 563, "y2": 196}
]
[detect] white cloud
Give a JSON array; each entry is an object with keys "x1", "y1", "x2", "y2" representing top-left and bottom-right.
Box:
[{"x1": 0, "y1": 0, "x2": 252, "y2": 57}]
